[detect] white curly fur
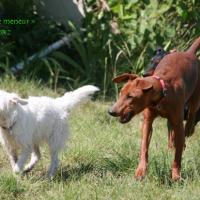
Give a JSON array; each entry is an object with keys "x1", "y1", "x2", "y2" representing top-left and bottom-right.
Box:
[{"x1": 0, "y1": 85, "x2": 99, "y2": 177}]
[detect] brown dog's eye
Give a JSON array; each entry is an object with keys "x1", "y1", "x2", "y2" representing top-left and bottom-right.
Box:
[{"x1": 127, "y1": 92, "x2": 141, "y2": 99}]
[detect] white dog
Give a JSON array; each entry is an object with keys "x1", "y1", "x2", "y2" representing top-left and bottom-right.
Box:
[{"x1": 0, "y1": 85, "x2": 99, "y2": 177}]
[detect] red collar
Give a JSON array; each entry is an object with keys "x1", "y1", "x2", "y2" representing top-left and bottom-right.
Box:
[{"x1": 152, "y1": 75, "x2": 167, "y2": 96}]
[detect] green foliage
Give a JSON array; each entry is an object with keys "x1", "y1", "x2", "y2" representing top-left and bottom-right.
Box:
[{"x1": 0, "y1": 0, "x2": 200, "y2": 97}]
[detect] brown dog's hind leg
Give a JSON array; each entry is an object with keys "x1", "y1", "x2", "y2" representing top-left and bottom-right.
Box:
[
  {"x1": 185, "y1": 109, "x2": 196, "y2": 137},
  {"x1": 185, "y1": 99, "x2": 200, "y2": 137},
  {"x1": 168, "y1": 120, "x2": 186, "y2": 150},
  {"x1": 135, "y1": 108, "x2": 157, "y2": 180},
  {"x1": 185, "y1": 68, "x2": 200, "y2": 137}
]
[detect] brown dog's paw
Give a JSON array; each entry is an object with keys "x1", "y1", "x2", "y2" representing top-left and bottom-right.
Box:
[
  {"x1": 172, "y1": 168, "x2": 181, "y2": 181},
  {"x1": 135, "y1": 167, "x2": 147, "y2": 180}
]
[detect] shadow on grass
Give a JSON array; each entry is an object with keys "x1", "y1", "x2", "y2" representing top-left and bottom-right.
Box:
[
  {"x1": 54, "y1": 163, "x2": 96, "y2": 181},
  {"x1": 53, "y1": 153, "x2": 137, "y2": 182},
  {"x1": 53, "y1": 161, "x2": 189, "y2": 187},
  {"x1": 25, "y1": 151, "x2": 200, "y2": 186}
]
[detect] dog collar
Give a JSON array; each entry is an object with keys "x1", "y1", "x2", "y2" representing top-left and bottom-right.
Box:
[
  {"x1": 152, "y1": 75, "x2": 167, "y2": 96},
  {"x1": 1, "y1": 121, "x2": 16, "y2": 134}
]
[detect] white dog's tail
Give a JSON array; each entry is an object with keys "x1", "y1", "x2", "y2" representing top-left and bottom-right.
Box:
[{"x1": 55, "y1": 85, "x2": 99, "y2": 111}]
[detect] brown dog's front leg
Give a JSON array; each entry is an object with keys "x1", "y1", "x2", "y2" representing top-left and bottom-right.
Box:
[
  {"x1": 171, "y1": 120, "x2": 185, "y2": 180},
  {"x1": 135, "y1": 109, "x2": 157, "y2": 180}
]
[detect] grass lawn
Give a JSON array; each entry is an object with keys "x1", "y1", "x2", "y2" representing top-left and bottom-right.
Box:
[{"x1": 0, "y1": 78, "x2": 200, "y2": 200}]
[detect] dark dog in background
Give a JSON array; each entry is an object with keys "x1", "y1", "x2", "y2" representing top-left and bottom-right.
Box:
[
  {"x1": 143, "y1": 47, "x2": 177, "y2": 76},
  {"x1": 143, "y1": 47, "x2": 168, "y2": 77},
  {"x1": 143, "y1": 47, "x2": 200, "y2": 148}
]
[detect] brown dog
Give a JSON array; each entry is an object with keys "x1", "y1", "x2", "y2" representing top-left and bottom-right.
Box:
[{"x1": 108, "y1": 37, "x2": 200, "y2": 180}]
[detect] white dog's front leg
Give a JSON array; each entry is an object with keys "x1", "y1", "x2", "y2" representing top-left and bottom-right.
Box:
[
  {"x1": 24, "y1": 145, "x2": 41, "y2": 173},
  {"x1": 3, "y1": 144, "x2": 18, "y2": 171},
  {"x1": 13, "y1": 150, "x2": 30, "y2": 174},
  {"x1": 0, "y1": 129, "x2": 18, "y2": 171},
  {"x1": 8, "y1": 151, "x2": 18, "y2": 170}
]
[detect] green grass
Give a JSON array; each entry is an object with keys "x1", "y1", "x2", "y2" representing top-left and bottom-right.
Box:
[{"x1": 0, "y1": 78, "x2": 200, "y2": 199}]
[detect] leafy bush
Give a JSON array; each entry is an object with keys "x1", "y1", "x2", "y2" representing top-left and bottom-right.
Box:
[{"x1": 0, "y1": 0, "x2": 200, "y2": 97}]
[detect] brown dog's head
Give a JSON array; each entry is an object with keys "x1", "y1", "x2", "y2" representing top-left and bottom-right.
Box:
[{"x1": 108, "y1": 73, "x2": 161, "y2": 123}]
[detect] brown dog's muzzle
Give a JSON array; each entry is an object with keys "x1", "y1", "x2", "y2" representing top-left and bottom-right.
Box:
[
  {"x1": 108, "y1": 105, "x2": 134, "y2": 123},
  {"x1": 119, "y1": 111, "x2": 134, "y2": 123}
]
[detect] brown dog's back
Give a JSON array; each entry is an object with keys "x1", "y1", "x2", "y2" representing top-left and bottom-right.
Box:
[{"x1": 154, "y1": 51, "x2": 199, "y2": 102}]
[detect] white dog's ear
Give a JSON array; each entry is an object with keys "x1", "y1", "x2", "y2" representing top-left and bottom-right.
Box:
[
  {"x1": 16, "y1": 97, "x2": 28, "y2": 105},
  {"x1": 9, "y1": 97, "x2": 28, "y2": 105}
]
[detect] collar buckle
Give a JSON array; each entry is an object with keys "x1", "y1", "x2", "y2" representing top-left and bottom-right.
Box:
[{"x1": 163, "y1": 88, "x2": 167, "y2": 96}]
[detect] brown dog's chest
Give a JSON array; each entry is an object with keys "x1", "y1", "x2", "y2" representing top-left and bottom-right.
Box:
[
  {"x1": 151, "y1": 100, "x2": 172, "y2": 118},
  {"x1": 155, "y1": 104, "x2": 168, "y2": 117}
]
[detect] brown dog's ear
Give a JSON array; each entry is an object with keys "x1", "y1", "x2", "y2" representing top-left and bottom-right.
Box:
[
  {"x1": 142, "y1": 85, "x2": 153, "y2": 92},
  {"x1": 112, "y1": 73, "x2": 138, "y2": 83},
  {"x1": 136, "y1": 79, "x2": 153, "y2": 92}
]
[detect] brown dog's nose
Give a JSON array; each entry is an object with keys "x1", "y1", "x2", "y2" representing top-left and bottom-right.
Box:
[{"x1": 108, "y1": 107, "x2": 118, "y2": 117}]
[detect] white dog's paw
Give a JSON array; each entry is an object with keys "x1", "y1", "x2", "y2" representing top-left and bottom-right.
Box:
[
  {"x1": 23, "y1": 164, "x2": 33, "y2": 173},
  {"x1": 13, "y1": 164, "x2": 21, "y2": 174},
  {"x1": 47, "y1": 170, "x2": 55, "y2": 179}
]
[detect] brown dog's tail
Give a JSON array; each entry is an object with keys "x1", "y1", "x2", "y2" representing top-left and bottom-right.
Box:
[{"x1": 186, "y1": 36, "x2": 200, "y2": 55}]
